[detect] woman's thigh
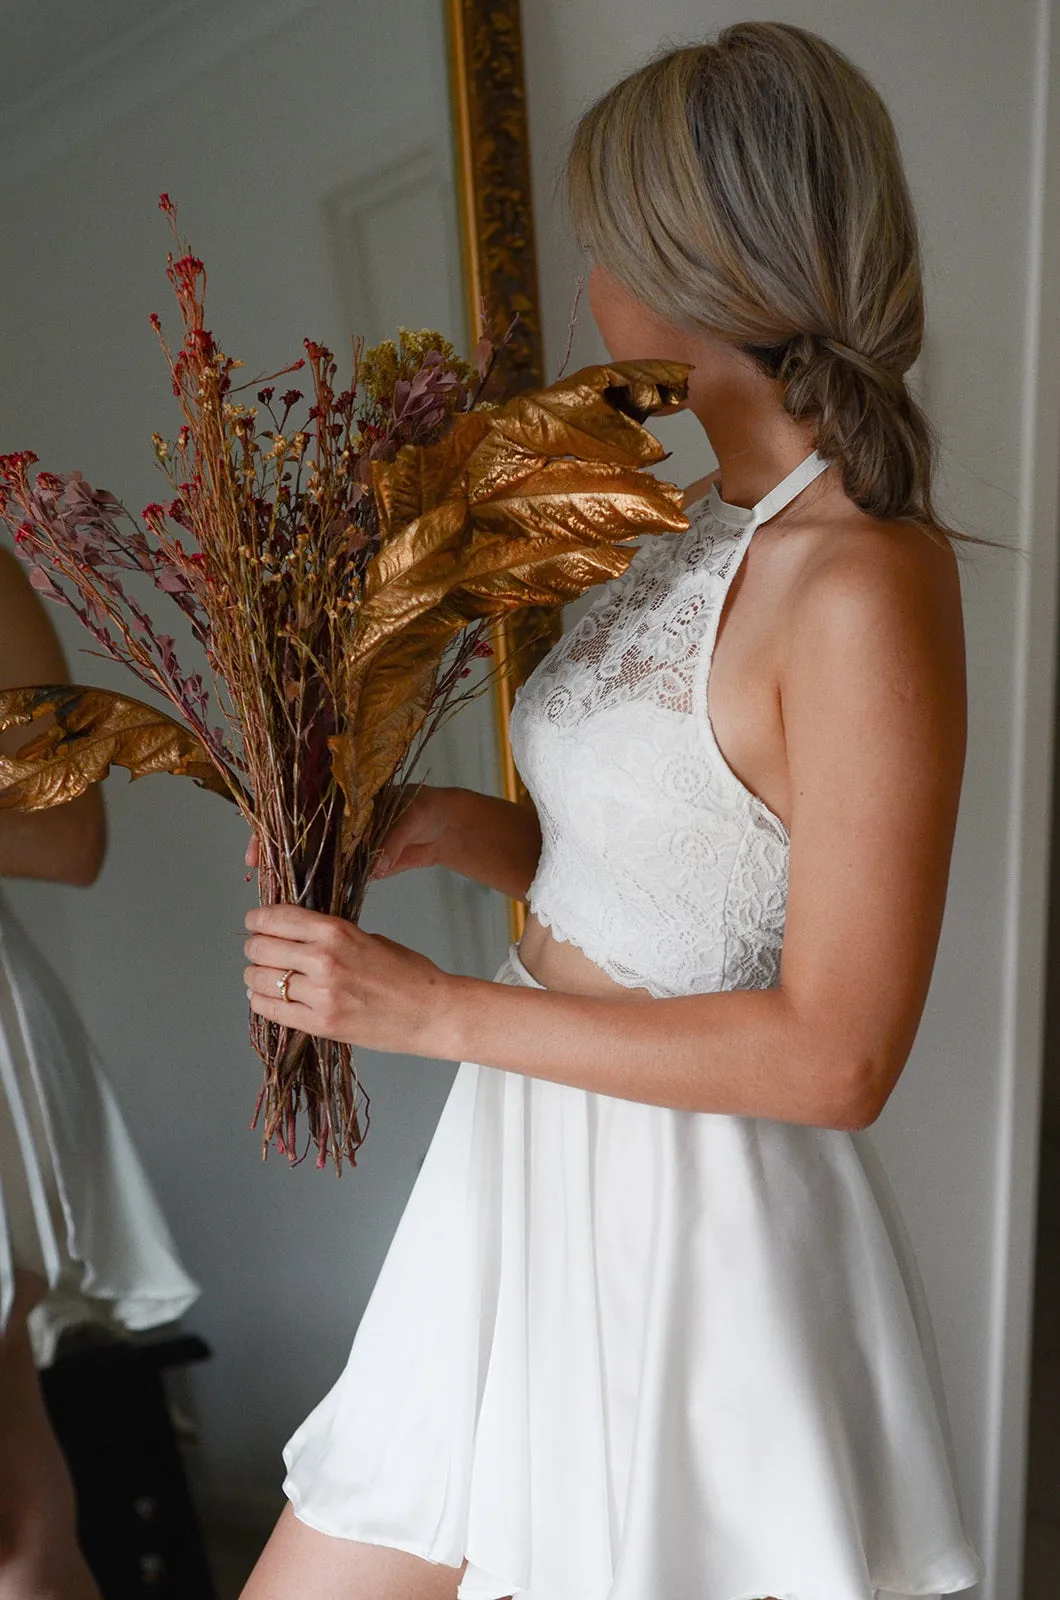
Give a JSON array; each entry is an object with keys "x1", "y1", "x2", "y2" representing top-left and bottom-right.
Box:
[{"x1": 240, "y1": 1504, "x2": 514, "y2": 1600}]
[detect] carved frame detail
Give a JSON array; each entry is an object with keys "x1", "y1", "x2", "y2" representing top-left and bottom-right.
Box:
[{"x1": 447, "y1": 0, "x2": 562, "y2": 941}]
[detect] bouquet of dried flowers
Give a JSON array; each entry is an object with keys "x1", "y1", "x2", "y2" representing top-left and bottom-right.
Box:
[{"x1": 0, "y1": 197, "x2": 689, "y2": 1171}]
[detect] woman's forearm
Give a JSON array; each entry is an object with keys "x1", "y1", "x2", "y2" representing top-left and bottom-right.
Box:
[
  {"x1": 439, "y1": 787, "x2": 542, "y2": 900},
  {"x1": 244, "y1": 895, "x2": 885, "y2": 1134},
  {"x1": 426, "y1": 793, "x2": 874, "y2": 1129},
  {"x1": 438, "y1": 974, "x2": 879, "y2": 1132}
]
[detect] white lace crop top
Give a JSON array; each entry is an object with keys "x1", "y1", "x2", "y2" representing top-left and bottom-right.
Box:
[{"x1": 509, "y1": 451, "x2": 831, "y2": 999}]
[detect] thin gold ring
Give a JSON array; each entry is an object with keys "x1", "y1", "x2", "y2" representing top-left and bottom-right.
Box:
[{"x1": 277, "y1": 968, "x2": 294, "y2": 1003}]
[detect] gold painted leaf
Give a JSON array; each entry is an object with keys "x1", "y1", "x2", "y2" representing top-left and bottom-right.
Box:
[
  {"x1": 341, "y1": 361, "x2": 692, "y2": 832},
  {"x1": 474, "y1": 360, "x2": 690, "y2": 475},
  {"x1": 0, "y1": 685, "x2": 235, "y2": 809}
]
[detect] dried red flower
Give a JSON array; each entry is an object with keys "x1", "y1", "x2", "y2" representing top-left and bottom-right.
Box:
[
  {"x1": 0, "y1": 450, "x2": 39, "y2": 476},
  {"x1": 171, "y1": 254, "x2": 205, "y2": 287},
  {"x1": 185, "y1": 328, "x2": 216, "y2": 359}
]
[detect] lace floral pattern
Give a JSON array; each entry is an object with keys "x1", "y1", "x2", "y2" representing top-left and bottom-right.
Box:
[{"x1": 508, "y1": 500, "x2": 789, "y2": 998}]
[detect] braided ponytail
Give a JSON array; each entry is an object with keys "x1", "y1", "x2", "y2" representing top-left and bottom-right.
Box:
[
  {"x1": 566, "y1": 21, "x2": 964, "y2": 544},
  {"x1": 749, "y1": 335, "x2": 941, "y2": 528}
]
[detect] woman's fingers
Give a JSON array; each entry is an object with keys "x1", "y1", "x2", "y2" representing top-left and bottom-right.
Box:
[
  {"x1": 244, "y1": 966, "x2": 317, "y2": 1026},
  {"x1": 370, "y1": 837, "x2": 438, "y2": 878},
  {"x1": 368, "y1": 785, "x2": 450, "y2": 880},
  {"x1": 371, "y1": 815, "x2": 417, "y2": 875},
  {"x1": 243, "y1": 907, "x2": 364, "y2": 1032},
  {"x1": 245, "y1": 903, "x2": 352, "y2": 941},
  {"x1": 243, "y1": 933, "x2": 320, "y2": 973},
  {"x1": 244, "y1": 962, "x2": 305, "y2": 1001}
]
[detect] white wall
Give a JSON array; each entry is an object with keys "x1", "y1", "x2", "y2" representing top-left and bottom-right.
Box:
[{"x1": 2, "y1": 2, "x2": 1058, "y2": 1595}]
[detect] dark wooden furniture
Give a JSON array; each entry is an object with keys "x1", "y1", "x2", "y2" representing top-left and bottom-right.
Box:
[{"x1": 41, "y1": 1332, "x2": 217, "y2": 1599}]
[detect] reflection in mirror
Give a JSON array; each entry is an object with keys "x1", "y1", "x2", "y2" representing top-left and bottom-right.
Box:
[
  {"x1": 0, "y1": 0, "x2": 525, "y2": 1592},
  {"x1": 0, "y1": 546, "x2": 202, "y2": 1597}
]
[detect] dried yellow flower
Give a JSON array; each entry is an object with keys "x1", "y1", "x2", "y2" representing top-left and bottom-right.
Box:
[{"x1": 359, "y1": 327, "x2": 473, "y2": 405}]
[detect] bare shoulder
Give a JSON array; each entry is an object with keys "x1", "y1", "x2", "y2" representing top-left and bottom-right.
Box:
[
  {"x1": 783, "y1": 510, "x2": 966, "y2": 705},
  {"x1": 790, "y1": 502, "x2": 962, "y2": 604}
]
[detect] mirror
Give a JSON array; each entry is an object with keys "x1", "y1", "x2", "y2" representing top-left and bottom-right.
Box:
[{"x1": 0, "y1": 0, "x2": 547, "y2": 1591}]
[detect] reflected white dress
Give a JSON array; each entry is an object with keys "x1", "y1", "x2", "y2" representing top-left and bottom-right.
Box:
[
  {"x1": 283, "y1": 454, "x2": 985, "y2": 1600},
  {"x1": 0, "y1": 887, "x2": 199, "y2": 1365}
]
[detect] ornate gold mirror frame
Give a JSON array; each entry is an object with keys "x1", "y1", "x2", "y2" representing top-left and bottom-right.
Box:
[{"x1": 447, "y1": 0, "x2": 563, "y2": 940}]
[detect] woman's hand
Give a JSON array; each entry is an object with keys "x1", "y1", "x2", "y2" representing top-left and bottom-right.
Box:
[
  {"x1": 243, "y1": 784, "x2": 540, "y2": 900},
  {"x1": 376, "y1": 784, "x2": 542, "y2": 900},
  {"x1": 368, "y1": 783, "x2": 458, "y2": 879},
  {"x1": 243, "y1": 903, "x2": 460, "y2": 1057},
  {"x1": 243, "y1": 785, "x2": 455, "y2": 880}
]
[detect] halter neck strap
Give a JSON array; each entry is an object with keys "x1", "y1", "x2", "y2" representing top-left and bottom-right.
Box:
[{"x1": 708, "y1": 451, "x2": 831, "y2": 530}]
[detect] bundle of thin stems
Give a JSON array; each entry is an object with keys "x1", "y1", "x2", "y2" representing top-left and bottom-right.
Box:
[{"x1": 0, "y1": 197, "x2": 691, "y2": 1172}]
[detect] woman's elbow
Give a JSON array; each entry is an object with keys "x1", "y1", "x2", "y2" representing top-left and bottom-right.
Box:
[
  {"x1": 788, "y1": 1000, "x2": 895, "y2": 1131},
  {"x1": 65, "y1": 843, "x2": 104, "y2": 887},
  {"x1": 817, "y1": 1051, "x2": 900, "y2": 1132},
  {"x1": 62, "y1": 793, "x2": 107, "y2": 886}
]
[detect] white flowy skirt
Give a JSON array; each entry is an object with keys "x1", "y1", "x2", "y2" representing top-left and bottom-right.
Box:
[
  {"x1": 0, "y1": 890, "x2": 199, "y2": 1365},
  {"x1": 283, "y1": 946, "x2": 984, "y2": 1600}
]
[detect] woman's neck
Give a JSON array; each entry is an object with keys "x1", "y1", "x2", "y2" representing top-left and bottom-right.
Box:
[{"x1": 689, "y1": 353, "x2": 817, "y2": 511}]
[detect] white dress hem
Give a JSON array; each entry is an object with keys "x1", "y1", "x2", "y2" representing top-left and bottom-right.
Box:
[{"x1": 284, "y1": 1495, "x2": 975, "y2": 1600}]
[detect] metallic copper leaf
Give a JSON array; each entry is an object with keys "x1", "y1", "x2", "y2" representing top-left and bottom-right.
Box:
[
  {"x1": 340, "y1": 361, "x2": 691, "y2": 831},
  {"x1": 0, "y1": 685, "x2": 235, "y2": 809},
  {"x1": 363, "y1": 361, "x2": 690, "y2": 663}
]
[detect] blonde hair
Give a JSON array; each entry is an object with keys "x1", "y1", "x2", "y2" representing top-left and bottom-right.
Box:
[{"x1": 567, "y1": 22, "x2": 960, "y2": 543}]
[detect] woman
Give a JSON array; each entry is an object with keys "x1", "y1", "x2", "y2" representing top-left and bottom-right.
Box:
[
  {"x1": 242, "y1": 23, "x2": 985, "y2": 1600},
  {"x1": 0, "y1": 548, "x2": 199, "y2": 1599}
]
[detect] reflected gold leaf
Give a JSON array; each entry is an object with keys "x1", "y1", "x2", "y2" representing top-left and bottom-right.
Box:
[{"x1": 0, "y1": 685, "x2": 235, "y2": 809}]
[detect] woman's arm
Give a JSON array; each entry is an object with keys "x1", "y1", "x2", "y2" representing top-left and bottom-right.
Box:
[
  {"x1": 446, "y1": 525, "x2": 965, "y2": 1127},
  {"x1": 244, "y1": 522, "x2": 966, "y2": 1133},
  {"x1": 0, "y1": 550, "x2": 106, "y2": 885}
]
